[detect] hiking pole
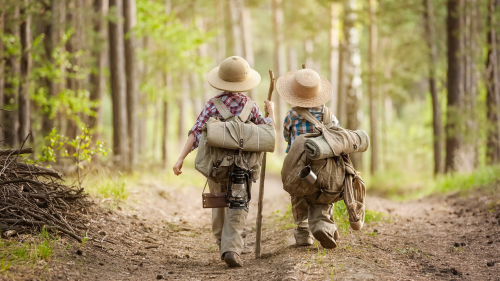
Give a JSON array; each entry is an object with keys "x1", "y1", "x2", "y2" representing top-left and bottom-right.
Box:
[{"x1": 255, "y1": 70, "x2": 275, "y2": 259}]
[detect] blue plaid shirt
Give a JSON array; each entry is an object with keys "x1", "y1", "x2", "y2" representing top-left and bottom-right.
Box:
[{"x1": 283, "y1": 106, "x2": 340, "y2": 153}]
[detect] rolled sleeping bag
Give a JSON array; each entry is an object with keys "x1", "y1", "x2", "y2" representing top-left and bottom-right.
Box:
[
  {"x1": 304, "y1": 129, "x2": 370, "y2": 160},
  {"x1": 206, "y1": 118, "x2": 276, "y2": 153}
]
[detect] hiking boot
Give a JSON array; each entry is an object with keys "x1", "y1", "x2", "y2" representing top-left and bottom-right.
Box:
[
  {"x1": 312, "y1": 230, "x2": 338, "y2": 249},
  {"x1": 223, "y1": 252, "x2": 243, "y2": 268},
  {"x1": 294, "y1": 232, "x2": 314, "y2": 246}
]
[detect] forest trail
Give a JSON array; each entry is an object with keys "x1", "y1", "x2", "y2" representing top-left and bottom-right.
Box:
[{"x1": 16, "y1": 175, "x2": 500, "y2": 281}]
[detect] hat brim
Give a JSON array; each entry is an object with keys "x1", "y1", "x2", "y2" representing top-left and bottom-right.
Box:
[
  {"x1": 207, "y1": 66, "x2": 261, "y2": 92},
  {"x1": 276, "y1": 70, "x2": 333, "y2": 107}
]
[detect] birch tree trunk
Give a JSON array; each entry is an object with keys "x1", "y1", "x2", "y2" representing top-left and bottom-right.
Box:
[
  {"x1": 329, "y1": 2, "x2": 340, "y2": 111},
  {"x1": 368, "y1": 0, "x2": 379, "y2": 174},
  {"x1": 123, "y1": 0, "x2": 138, "y2": 166},
  {"x1": 4, "y1": 5, "x2": 20, "y2": 147},
  {"x1": 272, "y1": 0, "x2": 286, "y2": 155},
  {"x1": 343, "y1": 0, "x2": 363, "y2": 169},
  {"x1": 18, "y1": 0, "x2": 31, "y2": 142},
  {"x1": 89, "y1": 0, "x2": 108, "y2": 137},
  {"x1": 445, "y1": 0, "x2": 463, "y2": 173},
  {"x1": 486, "y1": 0, "x2": 500, "y2": 164},
  {"x1": 109, "y1": 0, "x2": 129, "y2": 166},
  {"x1": 162, "y1": 74, "x2": 172, "y2": 169},
  {"x1": 423, "y1": 0, "x2": 444, "y2": 175}
]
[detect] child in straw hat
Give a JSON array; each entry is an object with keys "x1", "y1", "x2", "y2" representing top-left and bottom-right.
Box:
[
  {"x1": 173, "y1": 56, "x2": 275, "y2": 267},
  {"x1": 276, "y1": 68, "x2": 340, "y2": 248}
]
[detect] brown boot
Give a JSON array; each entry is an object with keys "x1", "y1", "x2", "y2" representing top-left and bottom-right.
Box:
[{"x1": 223, "y1": 251, "x2": 243, "y2": 268}]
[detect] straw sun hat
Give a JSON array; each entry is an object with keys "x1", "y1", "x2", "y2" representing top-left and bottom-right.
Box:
[
  {"x1": 276, "y1": 69, "x2": 333, "y2": 108},
  {"x1": 207, "y1": 56, "x2": 261, "y2": 92}
]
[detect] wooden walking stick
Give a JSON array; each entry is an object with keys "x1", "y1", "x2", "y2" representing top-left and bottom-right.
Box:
[{"x1": 255, "y1": 70, "x2": 275, "y2": 259}]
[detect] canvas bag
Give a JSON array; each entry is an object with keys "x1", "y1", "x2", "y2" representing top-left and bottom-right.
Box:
[
  {"x1": 195, "y1": 98, "x2": 264, "y2": 183},
  {"x1": 281, "y1": 106, "x2": 367, "y2": 230}
]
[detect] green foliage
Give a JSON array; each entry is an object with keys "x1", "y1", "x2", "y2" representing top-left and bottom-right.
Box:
[{"x1": 0, "y1": 228, "x2": 56, "y2": 269}]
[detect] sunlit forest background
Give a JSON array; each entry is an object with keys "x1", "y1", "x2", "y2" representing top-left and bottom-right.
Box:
[{"x1": 1, "y1": 0, "x2": 499, "y2": 198}]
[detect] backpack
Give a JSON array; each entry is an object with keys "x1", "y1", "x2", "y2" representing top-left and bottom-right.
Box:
[
  {"x1": 195, "y1": 98, "x2": 266, "y2": 183},
  {"x1": 281, "y1": 106, "x2": 368, "y2": 230}
]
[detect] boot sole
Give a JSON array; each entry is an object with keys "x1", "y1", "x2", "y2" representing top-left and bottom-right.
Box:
[
  {"x1": 224, "y1": 253, "x2": 243, "y2": 268},
  {"x1": 313, "y1": 231, "x2": 338, "y2": 249}
]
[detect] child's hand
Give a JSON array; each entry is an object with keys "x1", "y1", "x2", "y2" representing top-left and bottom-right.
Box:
[
  {"x1": 173, "y1": 159, "x2": 184, "y2": 175},
  {"x1": 264, "y1": 100, "x2": 274, "y2": 116}
]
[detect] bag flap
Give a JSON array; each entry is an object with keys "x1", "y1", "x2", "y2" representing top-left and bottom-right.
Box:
[{"x1": 202, "y1": 192, "x2": 227, "y2": 198}]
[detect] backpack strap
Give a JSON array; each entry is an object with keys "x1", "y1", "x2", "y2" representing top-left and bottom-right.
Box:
[
  {"x1": 292, "y1": 107, "x2": 325, "y2": 128},
  {"x1": 211, "y1": 98, "x2": 234, "y2": 120},
  {"x1": 239, "y1": 100, "x2": 255, "y2": 122}
]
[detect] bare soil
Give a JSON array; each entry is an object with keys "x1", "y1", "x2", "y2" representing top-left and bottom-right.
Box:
[{"x1": 2, "y1": 176, "x2": 500, "y2": 281}]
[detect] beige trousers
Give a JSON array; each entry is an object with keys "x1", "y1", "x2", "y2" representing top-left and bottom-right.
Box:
[
  {"x1": 208, "y1": 179, "x2": 248, "y2": 258},
  {"x1": 291, "y1": 195, "x2": 337, "y2": 246}
]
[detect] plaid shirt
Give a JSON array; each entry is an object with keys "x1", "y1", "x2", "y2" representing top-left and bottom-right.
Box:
[
  {"x1": 189, "y1": 92, "x2": 271, "y2": 150},
  {"x1": 283, "y1": 106, "x2": 340, "y2": 153}
]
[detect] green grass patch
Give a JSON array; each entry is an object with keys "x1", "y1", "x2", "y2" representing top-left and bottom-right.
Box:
[
  {"x1": 0, "y1": 228, "x2": 56, "y2": 269},
  {"x1": 84, "y1": 175, "x2": 129, "y2": 201},
  {"x1": 368, "y1": 165, "x2": 500, "y2": 201}
]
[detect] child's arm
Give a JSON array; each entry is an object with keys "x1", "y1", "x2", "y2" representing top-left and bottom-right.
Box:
[{"x1": 173, "y1": 133, "x2": 195, "y2": 176}]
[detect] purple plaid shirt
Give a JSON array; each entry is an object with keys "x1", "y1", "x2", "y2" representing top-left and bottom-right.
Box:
[
  {"x1": 283, "y1": 106, "x2": 340, "y2": 153},
  {"x1": 189, "y1": 92, "x2": 271, "y2": 150}
]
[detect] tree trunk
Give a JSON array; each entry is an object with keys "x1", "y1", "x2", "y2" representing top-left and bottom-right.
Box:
[
  {"x1": 162, "y1": 74, "x2": 172, "y2": 170},
  {"x1": 328, "y1": 2, "x2": 340, "y2": 112},
  {"x1": 4, "y1": 5, "x2": 20, "y2": 147},
  {"x1": 89, "y1": 0, "x2": 108, "y2": 138},
  {"x1": 239, "y1": 0, "x2": 255, "y2": 100},
  {"x1": 178, "y1": 75, "x2": 188, "y2": 149},
  {"x1": 305, "y1": 39, "x2": 314, "y2": 71},
  {"x1": 123, "y1": 0, "x2": 138, "y2": 167},
  {"x1": 368, "y1": 0, "x2": 379, "y2": 174},
  {"x1": 190, "y1": 73, "x2": 203, "y2": 115},
  {"x1": 109, "y1": 0, "x2": 129, "y2": 167},
  {"x1": 486, "y1": 0, "x2": 500, "y2": 164},
  {"x1": 337, "y1": 40, "x2": 346, "y2": 124},
  {"x1": 272, "y1": 0, "x2": 285, "y2": 155},
  {"x1": 229, "y1": 0, "x2": 243, "y2": 56},
  {"x1": 423, "y1": 0, "x2": 444, "y2": 175},
  {"x1": 65, "y1": 0, "x2": 81, "y2": 141},
  {"x1": 0, "y1": 11, "x2": 4, "y2": 141},
  {"x1": 343, "y1": 0, "x2": 363, "y2": 169},
  {"x1": 445, "y1": 0, "x2": 463, "y2": 173},
  {"x1": 42, "y1": 0, "x2": 66, "y2": 135},
  {"x1": 214, "y1": 0, "x2": 226, "y2": 64},
  {"x1": 18, "y1": 0, "x2": 31, "y2": 143}
]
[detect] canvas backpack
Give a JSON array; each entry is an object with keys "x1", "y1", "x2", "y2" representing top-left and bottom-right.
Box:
[
  {"x1": 195, "y1": 98, "x2": 265, "y2": 183},
  {"x1": 281, "y1": 106, "x2": 367, "y2": 230}
]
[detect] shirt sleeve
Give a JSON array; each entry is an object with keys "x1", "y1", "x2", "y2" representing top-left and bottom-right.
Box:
[
  {"x1": 331, "y1": 112, "x2": 340, "y2": 126},
  {"x1": 188, "y1": 100, "x2": 214, "y2": 151},
  {"x1": 283, "y1": 110, "x2": 293, "y2": 144},
  {"x1": 250, "y1": 103, "x2": 272, "y2": 125}
]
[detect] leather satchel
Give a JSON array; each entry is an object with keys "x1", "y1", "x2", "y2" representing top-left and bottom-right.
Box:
[{"x1": 202, "y1": 181, "x2": 228, "y2": 209}]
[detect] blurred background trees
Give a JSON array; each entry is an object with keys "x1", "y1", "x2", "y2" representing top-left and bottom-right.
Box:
[{"x1": 0, "y1": 0, "x2": 499, "y2": 185}]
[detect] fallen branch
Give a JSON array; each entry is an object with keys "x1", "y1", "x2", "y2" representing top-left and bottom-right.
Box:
[{"x1": 0, "y1": 148, "x2": 34, "y2": 156}]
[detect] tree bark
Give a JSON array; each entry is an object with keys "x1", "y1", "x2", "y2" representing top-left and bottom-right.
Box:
[
  {"x1": 343, "y1": 0, "x2": 363, "y2": 169},
  {"x1": 214, "y1": 0, "x2": 226, "y2": 64},
  {"x1": 328, "y1": 2, "x2": 340, "y2": 111},
  {"x1": 89, "y1": 0, "x2": 108, "y2": 138},
  {"x1": 272, "y1": 0, "x2": 285, "y2": 155},
  {"x1": 239, "y1": 0, "x2": 255, "y2": 100},
  {"x1": 42, "y1": 0, "x2": 66, "y2": 135},
  {"x1": 337, "y1": 40, "x2": 346, "y2": 123},
  {"x1": 123, "y1": 0, "x2": 138, "y2": 167},
  {"x1": 4, "y1": 5, "x2": 20, "y2": 147},
  {"x1": 18, "y1": 0, "x2": 31, "y2": 143},
  {"x1": 108, "y1": 0, "x2": 129, "y2": 166},
  {"x1": 0, "y1": 11, "x2": 4, "y2": 141},
  {"x1": 368, "y1": 0, "x2": 379, "y2": 174},
  {"x1": 445, "y1": 0, "x2": 463, "y2": 173},
  {"x1": 486, "y1": 0, "x2": 500, "y2": 164},
  {"x1": 162, "y1": 74, "x2": 172, "y2": 170},
  {"x1": 423, "y1": 0, "x2": 444, "y2": 175},
  {"x1": 178, "y1": 75, "x2": 188, "y2": 149},
  {"x1": 229, "y1": 0, "x2": 243, "y2": 56}
]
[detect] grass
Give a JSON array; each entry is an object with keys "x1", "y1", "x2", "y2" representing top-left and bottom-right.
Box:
[
  {"x1": 0, "y1": 227, "x2": 56, "y2": 270},
  {"x1": 368, "y1": 164, "x2": 500, "y2": 201}
]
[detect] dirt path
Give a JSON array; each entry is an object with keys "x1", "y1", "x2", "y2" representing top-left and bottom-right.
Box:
[{"x1": 4, "y1": 175, "x2": 499, "y2": 281}]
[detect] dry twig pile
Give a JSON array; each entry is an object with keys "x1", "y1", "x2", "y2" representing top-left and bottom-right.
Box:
[{"x1": 0, "y1": 148, "x2": 92, "y2": 242}]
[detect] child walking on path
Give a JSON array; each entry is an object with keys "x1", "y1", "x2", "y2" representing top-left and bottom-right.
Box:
[
  {"x1": 276, "y1": 67, "x2": 341, "y2": 248},
  {"x1": 173, "y1": 56, "x2": 276, "y2": 267}
]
